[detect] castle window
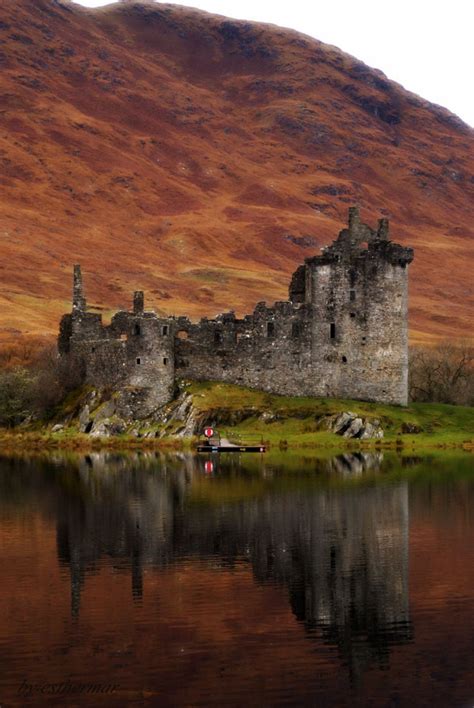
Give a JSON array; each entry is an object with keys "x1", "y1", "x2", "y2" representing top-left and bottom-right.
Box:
[
  {"x1": 350, "y1": 290, "x2": 356, "y2": 302},
  {"x1": 330, "y1": 323, "x2": 336, "y2": 339},
  {"x1": 163, "y1": 357, "x2": 168, "y2": 365},
  {"x1": 91, "y1": 347, "x2": 95, "y2": 353},
  {"x1": 350, "y1": 313, "x2": 356, "y2": 318},
  {"x1": 291, "y1": 322, "x2": 301, "y2": 339},
  {"x1": 342, "y1": 355, "x2": 347, "y2": 363},
  {"x1": 162, "y1": 325, "x2": 168, "y2": 336},
  {"x1": 136, "y1": 357, "x2": 141, "y2": 365},
  {"x1": 214, "y1": 331, "x2": 222, "y2": 344},
  {"x1": 134, "y1": 324, "x2": 141, "y2": 336},
  {"x1": 267, "y1": 322, "x2": 275, "y2": 338}
]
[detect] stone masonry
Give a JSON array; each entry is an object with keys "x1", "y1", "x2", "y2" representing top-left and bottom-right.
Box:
[{"x1": 58, "y1": 208, "x2": 414, "y2": 413}]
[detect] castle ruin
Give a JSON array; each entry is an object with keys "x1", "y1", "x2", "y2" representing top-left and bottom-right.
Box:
[{"x1": 58, "y1": 207, "x2": 414, "y2": 411}]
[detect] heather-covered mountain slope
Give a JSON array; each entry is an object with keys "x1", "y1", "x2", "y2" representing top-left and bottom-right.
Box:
[{"x1": 0, "y1": 0, "x2": 473, "y2": 343}]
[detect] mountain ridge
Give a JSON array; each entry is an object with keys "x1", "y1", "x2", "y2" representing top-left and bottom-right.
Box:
[{"x1": 0, "y1": 0, "x2": 473, "y2": 343}]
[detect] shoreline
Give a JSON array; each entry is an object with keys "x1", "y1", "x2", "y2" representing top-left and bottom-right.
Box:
[
  {"x1": 0, "y1": 429, "x2": 472, "y2": 455},
  {"x1": 1, "y1": 381, "x2": 473, "y2": 456}
]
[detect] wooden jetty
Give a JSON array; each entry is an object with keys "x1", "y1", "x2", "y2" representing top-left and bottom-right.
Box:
[{"x1": 197, "y1": 429, "x2": 266, "y2": 453}]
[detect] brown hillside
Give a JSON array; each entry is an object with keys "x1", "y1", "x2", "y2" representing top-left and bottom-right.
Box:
[{"x1": 0, "y1": 0, "x2": 473, "y2": 344}]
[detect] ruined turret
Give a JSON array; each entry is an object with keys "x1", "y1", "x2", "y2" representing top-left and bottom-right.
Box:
[
  {"x1": 72, "y1": 264, "x2": 86, "y2": 315},
  {"x1": 133, "y1": 291, "x2": 144, "y2": 315}
]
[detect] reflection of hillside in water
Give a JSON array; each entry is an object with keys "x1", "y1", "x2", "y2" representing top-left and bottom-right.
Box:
[{"x1": 0, "y1": 452, "x2": 412, "y2": 676}]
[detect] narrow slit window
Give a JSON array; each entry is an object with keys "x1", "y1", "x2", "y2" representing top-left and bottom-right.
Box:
[
  {"x1": 163, "y1": 357, "x2": 168, "y2": 365},
  {"x1": 134, "y1": 324, "x2": 141, "y2": 336},
  {"x1": 162, "y1": 325, "x2": 168, "y2": 336},
  {"x1": 136, "y1": 357, "x2": 141, "y2": 365},
  {"x1": 214, "y1": 331, "x2": 221, "y2": 344},
  {"x1": 330, "y1": 323, "x2": 336, "y2": 339},
  {"x1": 267, "y1": 322, "x2": 275, "y2": 338},
  {"x1": 342, "y1": 355, "x2": 347, "y2": 363},
  {"x1": 350, "y1": 290, "x2": 356, "y2": 302},
  {"x1": 291, "y1": 322, "x2": 300, "y2": 338}
]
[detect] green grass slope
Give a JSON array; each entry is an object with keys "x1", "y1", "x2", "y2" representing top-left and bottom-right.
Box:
[{"x1": 187, "y1": 381, "x2": 474, "y2": 450}]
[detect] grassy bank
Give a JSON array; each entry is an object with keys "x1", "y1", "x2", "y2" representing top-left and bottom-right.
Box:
[
  {"x1": 0, "y1": 381, "x2": 473, "y2": 452},
  {"x1": 186, "y1": 382, "x2": 474, "y2": 451}
]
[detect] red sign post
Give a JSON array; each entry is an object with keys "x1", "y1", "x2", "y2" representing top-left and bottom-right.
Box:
[{"x1": 204, "y1": 427, "x2": 214, "y2": 438}]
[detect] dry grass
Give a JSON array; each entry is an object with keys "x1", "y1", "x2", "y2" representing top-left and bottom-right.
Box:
[{"x1": 0, "y1": 0, "x2": 473, "y2": 344}]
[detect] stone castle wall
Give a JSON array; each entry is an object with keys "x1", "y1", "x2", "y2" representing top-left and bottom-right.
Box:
[{"x1": 58, "y1": 208, "x2": 414, "y2": 412}]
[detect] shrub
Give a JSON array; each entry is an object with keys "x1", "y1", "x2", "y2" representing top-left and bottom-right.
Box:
[
  {"x1": 409, "y1": 341, "x2": 474, "y2": 406},
  {"x1": 0, "y1": 368, "x2": 35, "y2": 427}
]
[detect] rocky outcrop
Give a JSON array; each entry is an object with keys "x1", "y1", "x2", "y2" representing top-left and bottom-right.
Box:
[
  {"x1": 400, "y1": 422, "x2": 423, "y2": 434},
  {"x1": 327, "y1": 412, "x2": 384, "y2": 439},
  {"x1": 53, "y1": 385, "x2": 385, "y2": 441}
]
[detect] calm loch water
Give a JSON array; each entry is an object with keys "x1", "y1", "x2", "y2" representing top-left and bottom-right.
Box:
[{"x1": 0, "y1": 451, "x2": 473, "y2": 706}]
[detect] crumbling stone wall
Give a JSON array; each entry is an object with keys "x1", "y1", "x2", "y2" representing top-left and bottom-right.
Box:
[
  {"x1": 58, "y1": 207, "x2": 413, "y2": 410},
  {"x1": 174, "y1": 302, "x2": 314, "y2": 396}
]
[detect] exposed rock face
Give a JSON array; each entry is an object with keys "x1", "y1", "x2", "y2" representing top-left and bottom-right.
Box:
[
  {"x1": 328, "y1": 412, "x2": 384, "y2": 439},
  {"x1": 89, "y1": 418, "x2": 126, "y2": 437},
  {"x1": 54, "y1": 385, "x2": 385, "y2": 441},
  {"x1": 78, "y1": 404, "x2": 91, "y2": 433}
]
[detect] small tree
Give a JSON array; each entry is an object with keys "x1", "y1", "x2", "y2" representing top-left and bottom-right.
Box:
[
  {"x1": 409, "y1": 341, "x2": 474, "y2": 405},
  {"x1": 0, "y1": 368, "x2": 35, "y2": 427},
  {"x1": 29, "y1": 345, "x2": 86, "y2": 419}
]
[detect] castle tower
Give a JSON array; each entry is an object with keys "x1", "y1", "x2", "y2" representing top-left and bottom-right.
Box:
[{"x1": 290, "y1": 207, "x2": 414, "y2": 405}]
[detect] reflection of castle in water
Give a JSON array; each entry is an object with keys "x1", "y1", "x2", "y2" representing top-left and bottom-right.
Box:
[{"x1": 53, "y1": 452, "x2": 412, "y2": 675}]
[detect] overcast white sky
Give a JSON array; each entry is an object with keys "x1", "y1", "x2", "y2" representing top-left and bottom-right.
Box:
[{"x1": 74, "y1": 0, "x2": 473, "y2": 127}]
